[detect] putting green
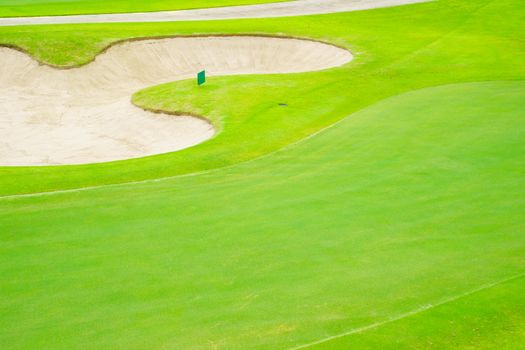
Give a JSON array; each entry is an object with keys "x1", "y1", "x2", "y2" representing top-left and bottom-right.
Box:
[{"x1": 1, "y1": 81, "x2": 524, "y2": 349}]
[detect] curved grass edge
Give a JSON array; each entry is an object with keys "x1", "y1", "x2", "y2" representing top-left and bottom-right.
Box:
[
  {"x1": 0, "y1": 33, "x2": 350, "y2": 69},
  {"x1": 131, "y1": 98, "x2": 215, "y2": 126},
  {"x1": 130, "y1": 96, "x2": 218, "y2": 146}
]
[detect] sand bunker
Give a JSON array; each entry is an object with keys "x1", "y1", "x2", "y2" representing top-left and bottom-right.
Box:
[{"x1": 0, "y1": 36, "x2": 352, "y2": 166}]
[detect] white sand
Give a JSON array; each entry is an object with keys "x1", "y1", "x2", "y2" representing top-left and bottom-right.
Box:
[
  {"x1": 0, "y1": 0, "x2": 431, "y2": 26},
  {"x1": 0, "y1": 36, "x2": 352, "y2": 166}
]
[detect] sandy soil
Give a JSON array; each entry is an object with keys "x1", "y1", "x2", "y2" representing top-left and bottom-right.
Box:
[
  {"x1": 0, "y1": 0, "x2": 431, "y2": 26},
  {"x1": 0, "y1": 36, "x2": 352, "y2": 166}
]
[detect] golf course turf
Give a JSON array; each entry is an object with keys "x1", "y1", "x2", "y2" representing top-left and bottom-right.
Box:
[{"x1": 1, "y1": 0, "x2": 525, "y2": 349}]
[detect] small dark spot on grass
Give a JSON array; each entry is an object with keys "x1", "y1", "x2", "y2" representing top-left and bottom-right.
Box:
[{"x1": 278, "y1": 103, "x2": 288, "y2": 106}]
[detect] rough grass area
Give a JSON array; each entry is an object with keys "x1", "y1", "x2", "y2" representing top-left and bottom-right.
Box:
[
  {"x1": 0, "y1": 0, "x2": 525, "y2": 348},
  {"x1": 0, "y1": 0, "x2": 287, "y2": 18}
]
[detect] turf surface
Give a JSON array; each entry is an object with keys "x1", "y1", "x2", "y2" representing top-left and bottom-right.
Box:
[
  {"x1": 1, "y1": 0, "x2": 525, "y2": 348},
  {"x1": 0, "y1": 0, "x2": 286, "y2": 18},
  {"x1": 2, "y1": 81, "x2": 524, "y2": 349}
]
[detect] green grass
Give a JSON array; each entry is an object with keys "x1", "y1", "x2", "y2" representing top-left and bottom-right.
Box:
[
  {"x1": 313, "y1": 273, "x2": 525, "y2": 349},
  {"x1": 0, "y1": 0, "x2": 287, "y2": 18},
  {"x1": 1, "y1": 0, "x2": 525, "y2": 348},
  {"x1": 1, "y1": 0, "x2": 524, "y2": 196},
  {"x1": 2, "y1": 81, "x2": 525, "y2": 349}
]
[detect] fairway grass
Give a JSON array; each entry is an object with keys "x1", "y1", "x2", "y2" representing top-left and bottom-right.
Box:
[
  {"x1": 311, "y1": 273, "x2": 525, "y2": 349},
  {"x1": 0, "y1": 0, "x2": 287, "y2": 18},
  {"x1": 1, "y1": 0, "x2": 525, "y2": 348},
  {"x1": 2, "y1": 81, "x2": 525, "y2": 348}
]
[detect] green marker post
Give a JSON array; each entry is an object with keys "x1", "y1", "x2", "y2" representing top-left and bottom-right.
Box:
[{"x1": 197, "y1": 70, "x2": 206, "y2": 86}]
